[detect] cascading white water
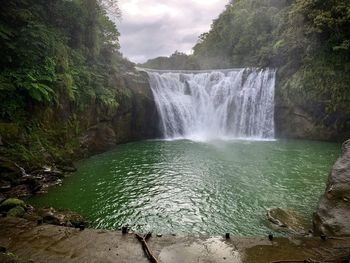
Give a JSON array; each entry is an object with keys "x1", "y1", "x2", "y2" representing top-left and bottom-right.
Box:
[{"x1": 147, "y1": 68, "x2": 276, "y2": 141}]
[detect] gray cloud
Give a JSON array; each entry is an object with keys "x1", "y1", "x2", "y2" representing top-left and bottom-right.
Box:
[{"x1": 115, "y1": 0, "x2": 228, "y2": 63}]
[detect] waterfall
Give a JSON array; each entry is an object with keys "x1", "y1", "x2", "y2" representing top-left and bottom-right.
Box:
[{"x1": 147, "y1": 68, "x2": 276, "y2": 141}]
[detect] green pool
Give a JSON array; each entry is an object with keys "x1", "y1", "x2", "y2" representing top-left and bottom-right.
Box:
[{"x1": 29, "y1": 139, "x2": 340, "y2": 236}]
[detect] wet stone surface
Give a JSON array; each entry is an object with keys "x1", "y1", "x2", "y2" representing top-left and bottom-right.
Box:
[{"x1": 0, "y1": 217, "x2": 350, "y2": 263}]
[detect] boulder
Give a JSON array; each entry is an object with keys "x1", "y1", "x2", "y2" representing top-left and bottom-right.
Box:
[
  {"x1": 39, "y1": 208, "x2": 85, "y2": 227},
  {"x1": 7, "y1": 206, "x2": 25, "y2": 217},
  {"x1": 313, "y1": 139, "x2": 350, "y2": 236},
  {"x1": 267, "y1": 207, "x2": 308, "y2": 233},
  {"x1": 42, "y1": 211, "x2": 61, "y2": 225},
  {"x1": 0, "y1": 198, "x2": 25, "y2": 212}
]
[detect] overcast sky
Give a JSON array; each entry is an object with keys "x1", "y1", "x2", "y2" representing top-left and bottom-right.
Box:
[{"x1": 115, "y1": 0, "x2": 228, "y2": 63}]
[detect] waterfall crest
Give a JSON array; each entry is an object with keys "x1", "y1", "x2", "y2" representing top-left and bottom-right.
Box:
[{"x1": 147, "y1": 68, "x2": 276, "y2": 141}]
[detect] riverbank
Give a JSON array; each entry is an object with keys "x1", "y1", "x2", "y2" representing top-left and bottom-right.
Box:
[{"x1": 0, "y1": 217, "x2": 349, "y2": 263}]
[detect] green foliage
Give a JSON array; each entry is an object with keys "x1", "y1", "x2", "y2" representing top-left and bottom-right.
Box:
[
  {"x1": 2, "y1": 117, "x2": 83, "y2": 167},
  {"x1": 1, "y1": 198, "x2": 26, "y2": 208},
  {"x1": 1, "y1": 251, "x2": 21, "y2": 262},
  {"x1": 0, "y1": 0, "x2": 121, "y2": 121},
  {"x1": 140, "y1": 51, "x2": 199, "y2": 70},
  {"x1": 7, "y1": 206, "x2": 26, "y2": 217},
  {"x1": 0, "y1": 0, "x2": 123, "y2": 166},
  {"x1": 192, "y1": 0, "x2": 292, "y2": 68},
  {"x1": 191, "y1": 0, "x2": 349, "y2": 128}
]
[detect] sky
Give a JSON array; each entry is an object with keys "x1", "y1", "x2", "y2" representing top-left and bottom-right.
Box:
[{"x1": 115, "y1": 0, "x2": 229, "y2": 63}]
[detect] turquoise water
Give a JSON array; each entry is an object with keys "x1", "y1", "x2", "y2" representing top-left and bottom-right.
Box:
[{"x1": 29, "y1": 139, "x2": 340, "y2": 236}]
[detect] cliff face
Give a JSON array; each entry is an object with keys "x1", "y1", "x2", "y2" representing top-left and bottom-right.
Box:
[
  {"x1": 313, "y1": 139, "x2": 350, "y2": 236},
  {"x1": 79, "y1": 70, "x2": 161, "y2": 156},
  {"x1": 274, "y1": 102, "x2": 335, "y2": 141},
  {"x1": 274, "y1": 85, "x2": 350, "y2": 142}
]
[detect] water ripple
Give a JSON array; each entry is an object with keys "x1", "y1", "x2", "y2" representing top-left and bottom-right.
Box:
[{"x1": 29, "y1": 139, "x2": 340, "y2": 236}]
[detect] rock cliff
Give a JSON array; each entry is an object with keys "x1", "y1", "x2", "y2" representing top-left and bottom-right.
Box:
[
  {"x1": 313, "y1": 139, "x2": 350, "y2": 236},
  {"x1": 79, "y1": 70, "x2": 160, "y2": 156}
]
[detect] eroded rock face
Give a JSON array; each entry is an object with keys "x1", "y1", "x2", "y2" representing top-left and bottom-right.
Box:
[
  {"x1": 274, "y1": 95, "x2": 349, "y2": 141},
  {"x1": 274, "y1": 102, "x2": 334, "y2": 141},
  {"x1": 313, "y1": 139, "x2": 350, "y2": 236},
  {"x1": 112, "y1": 71, "x2": 161, "y2": 143},
  {"x1": 78, "y1": 70, "x2": 161, "y2": 157},
  {"x1": 80, "y1": 122, "x2": 117, "y2": 155}
]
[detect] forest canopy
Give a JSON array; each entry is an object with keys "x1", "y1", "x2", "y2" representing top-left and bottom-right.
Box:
[
  {"x1": 0, "y1": 0, "x2": 129, "y2": 166},
  {"x1": 0, "y1": 0, "x2": 122, "y2": 121}
]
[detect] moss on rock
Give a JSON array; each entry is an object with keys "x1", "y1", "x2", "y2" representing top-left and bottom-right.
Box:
[
  {"x1": 7, "y1": 206, "x2": 25, "y2": 218},
  {"x1": 0, "y1": 198, "x2": 25, "y2": 211}
]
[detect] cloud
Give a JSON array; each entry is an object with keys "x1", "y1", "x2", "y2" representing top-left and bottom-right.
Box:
[{"x1": 115, "y1": 0, "x2": 228, "y2": 63}]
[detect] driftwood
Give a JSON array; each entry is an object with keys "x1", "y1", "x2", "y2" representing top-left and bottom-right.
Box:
[{"x1": 135, "y1": 233, "x2": 159, "y2": 263}]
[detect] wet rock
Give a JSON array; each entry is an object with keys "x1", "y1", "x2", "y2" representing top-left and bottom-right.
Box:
[
  {"x1": 0, "y1": 198, "x2": 25, "y2": 212},
  {"x1": 184, "y1": 81, "x2": 192, "y2": 96},
  {"x1": 111, "y1": 72, "x2": 161, "y2": 144},
  {"x1": 267, "y1": 208, "x2": 307, "y2": 233},
  {"x1": 22, "y1": 206, "x2": 40, "y2": 222},
  {"x1": 1, "y1": 198, "x2": 27, "y2": 218},
  {"x1": 0, "y1": 181, "x2": 11, "y2": 192},
  {"x1": 7, "y1": 206, "x2": 25, "y2": 217},
  {"x1": 19, "y1": 176, "x2": 41, "y2": 192},
  {"x1": 3, "y1": 184, "x2": 32, "y2": 198},
  {"x1": 209, "y1": 72, "x2": 222, "y2": 82},
  {"x1": 179, "y1": 74, "x2": 188, "y2": 83},
  {"x1": 39, "y1": 208, "x2": 85, "y2": 227},
  {"x1": 275, "y1": 105, "x2": 322, "y2": 140},
  {"x1": 80, "y1": 123, "x2": 117, "y2": 155},
  {"x1": 56, "y1": 165, "x2": 77, "y2": 173},
  {"x1": 313, "y1": 139, "x2": 350, "y2": 236},
  {"x1": 42, "y1": 211, "x2": 61, "y2": 225},
  {"x1": 39, "y1": 166, "x2": 65, "y2": 178}
]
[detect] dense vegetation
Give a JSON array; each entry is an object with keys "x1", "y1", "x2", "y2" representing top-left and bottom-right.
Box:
[
  {"x1": 141, "y1": 0, "x2": 350, "y2": 137},
  {"x1": 139, "y1": 51, "x2": 199, "y2": 70},
  {"x1": 0, "y1": 0, "x2": 125, "y2": 166}
]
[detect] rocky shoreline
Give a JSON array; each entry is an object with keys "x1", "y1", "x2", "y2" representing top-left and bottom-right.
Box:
[{"x1": 0, "y1": 156, "x2": 76, "y2": 199}]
